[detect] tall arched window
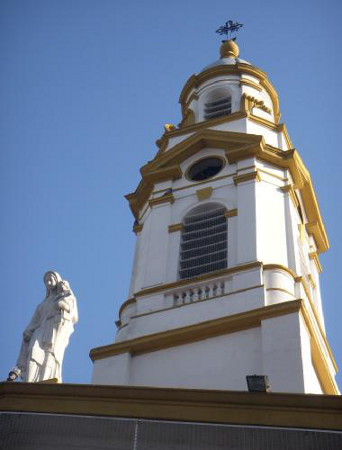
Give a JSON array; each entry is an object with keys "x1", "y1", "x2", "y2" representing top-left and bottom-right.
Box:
[{"x1": 179, "y1": 204, "x2": 227, "y2": 280}]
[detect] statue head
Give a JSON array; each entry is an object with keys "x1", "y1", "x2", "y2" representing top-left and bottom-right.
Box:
[{"x1": 43, "y1": 271, "x2": 62, "y2": 295}]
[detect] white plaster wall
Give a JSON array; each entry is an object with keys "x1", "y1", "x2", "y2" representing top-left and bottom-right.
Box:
[
  {"x1": 117, "y1": 285, "x2": 265, "y2": 341},
  {"x1": 246, "y1": 120, "x2": 279, "y2": 148},
  {"x1": 236, "y1": 179, "x2": 258, "y2": 264},
  {"x1": 256, "y1": 181, "x2": 288, "y2": 266},
  {"x1": 92, "y1": 352, "x2": 130, "y2": 385},
  {"x1": 142, "y1": 202, "x2": 172, "y2": 288},
  {"x1": 261, "y1": 313, "x2": 305, "y2": 393},
  {"x1": 298, "y1": 315, "x2": 323, "y2": 394},
  {"x1": 129, "y1": 327, "x2": 263, "y2": 390}
]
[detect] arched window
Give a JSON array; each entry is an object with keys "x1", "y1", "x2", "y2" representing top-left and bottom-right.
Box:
[
  {"x1": 204, "y1": 89, "x2": 232, "y2": 120},
  {"x1": 179, "y1": 204, "x2": 227, "y2": 280}
]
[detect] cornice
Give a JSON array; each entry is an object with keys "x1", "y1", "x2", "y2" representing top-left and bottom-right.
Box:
[
  {"x1": 125, "y1": 129, "x2": 328, "y2": 253},
  {"x1": 1, "y1": 382, "x2": 341, "y2": 430},
  {"x1": 133, "y1": 261, "x2": 262, "y2": 298},
  {"x1": 90, "y1": 300, "x2": 302, "y2": 361}
]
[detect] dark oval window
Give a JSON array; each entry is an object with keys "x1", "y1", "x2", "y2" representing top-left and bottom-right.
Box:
[{"x1": 187, "y1": 157, "x2": 224, "y2": 181}]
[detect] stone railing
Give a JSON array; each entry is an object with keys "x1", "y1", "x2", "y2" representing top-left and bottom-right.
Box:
[{"x1": 173, "y1": 281, "x2": 225, "y2": 306}]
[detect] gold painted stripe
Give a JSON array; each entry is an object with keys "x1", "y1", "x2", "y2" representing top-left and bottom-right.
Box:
[
  {"x1": 309, "y1": 251, "x2": 322, "y2": 273},
  {"x1": 240, "y1": 78, "x2": 263, "y2": 91},
  {"x1": 90, "y1": 300, "x2": 302, "y2": 361},
  {"x1": 233, "y1": 171, "x2": 260, "y2": 185},
  {"x1": 168, "y1": 223, "x2": 183, "y2": 233},
  {"x1": 149, "y1": 193, "x2": 175, "y2": 207},
  {"x1": 134, "y1": 261, "x2": 262, "y2": 298},
  {"x1": 1, "y1": 382, "x2": 341, "y2": 429},
  {"x1": 225, "y1": 209, "x2": 238, "y2": 218}
]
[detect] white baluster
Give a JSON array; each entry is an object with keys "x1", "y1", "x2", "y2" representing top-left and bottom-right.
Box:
[
  {"x1": 208, "y1": 284, "x2": 214, "y2": 298},
  {"x1": 192, "y1": 288, "x2": 200, "y2": 302},
  {"x1": 199, "y1": 287, "x2": 206, "y2": 300},
  {"x1": 184, "y1": 290, "x2": 191, "y2": 303},
  {"x1": 205, "y1": 286, "x2": 210, "y2": 299},
  {"x1": 216, "y1": 283, "x2": 223, "y2": 296}
]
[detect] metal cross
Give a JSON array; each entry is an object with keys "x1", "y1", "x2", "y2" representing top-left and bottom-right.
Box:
[{"x1": 216, "y1": 20, "x2": 243, "y2": 41}]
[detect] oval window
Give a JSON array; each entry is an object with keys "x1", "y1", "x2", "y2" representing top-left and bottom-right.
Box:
[{"x1": 187, "y1": 157, "x2": 224, "y2": 181}]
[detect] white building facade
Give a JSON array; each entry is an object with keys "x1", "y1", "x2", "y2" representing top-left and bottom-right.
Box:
[{"x1": 91, "y1": 40, "x2": 339, "y2": 395}]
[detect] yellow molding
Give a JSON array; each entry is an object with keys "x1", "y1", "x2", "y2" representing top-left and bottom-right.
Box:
[
  {"x1": 133, "y1": 261, "x2": 262, "y2": 298},
  {"x1": 149, "y1": 193, "x2": 175, "y2": 207},
  {"x1": 300, "y1": 302, "x2": 339, "y2": 394},
  {"x1": 225, "y1": 208, "x2": 238, "y2": 218},
  {"x1": 118, "y1": 297, "x2": 136, "y2": 320},
  {"x1": 1, "y1": 383, "x2": 341, "y2": 430},
  {"x1": 158, "y1": 111, "x2": 247, "y2": 147},
  {"x1": 133, "y1": 223, "x2": 143, "y2": 234},
  {"x1": 130, "y1": 284, "x2": 264, "y2": 321},
  {"x1": 126, "y1": 129, "x2": 329, "y2": 254},
  {"x1": 309, "y1": 251, "x2": 323, "y2": 273},
  {"x1": 240, "y1": 78, "x2": 263, "y2": 91},
  {"x1": 241, "y1": 93, "x2": 272, "y2": 114},
  {"x1": 263, "y1": 263, "x2": 297, "y2": 279},
  {"x1": 233, "y1": 170, "x2": 260, "y2": 185},
  {"x1": 179, "y1": 63, "x2": 281, "y2": 123},
  {"x1": 90, "y1": 300, "x2": 302, "y2": 361},
  {"x1": 308, "y1": 273, "x2": 316, "y2": 290},
  {"x1": 196, "y1": 187, "x2": 213, "y2": 200},
  {"x1": 280, "y1": 185, "x2": 299, "y2": 209},
  {"x1": 295, "y1": 275, "x2": 337, "y2": 372},
  {"x1": 168, "y1": 223, "x2": 183, "y2": 233},
  {"x1": 259, "y1": 168, "x2": 287, "y2": 182},
  {"x1": 298, "y1": 223, "x2": 306, "y2": 244}
]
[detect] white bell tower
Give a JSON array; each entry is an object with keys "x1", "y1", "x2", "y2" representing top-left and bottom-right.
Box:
[{"x1": 91, "y1": 39, "x2": 339, "y2": 395}]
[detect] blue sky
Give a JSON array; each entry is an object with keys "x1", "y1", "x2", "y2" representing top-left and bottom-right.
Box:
[{"x1": 1, "y1": 0, "x2": 341, "y2": 389}]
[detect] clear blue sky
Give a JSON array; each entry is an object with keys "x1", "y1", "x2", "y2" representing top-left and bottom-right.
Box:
[{"x1": 1, "y1": 0, "x2": 341, "y2": 389}]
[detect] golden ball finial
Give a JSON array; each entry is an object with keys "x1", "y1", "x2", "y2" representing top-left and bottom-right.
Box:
[{"x1": 220, "y1": 40, "x2": 239, "y2": 59}]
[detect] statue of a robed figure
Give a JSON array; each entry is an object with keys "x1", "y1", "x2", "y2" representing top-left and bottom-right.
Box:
[{"x1": 9, "y1": 271, "x2": 78, "y2": 383}]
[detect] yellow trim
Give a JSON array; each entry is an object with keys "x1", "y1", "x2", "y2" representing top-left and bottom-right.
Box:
[
  {"x1": 185, "y1": 154, "x2": 226, "y2": 182},
  {"x1": 168, "y1": 223, "x2": 183, "y2": 233},
  {"x1": 1, "y1": 382, "x2": 341, "y2": 430},
  {"x1": 118, "y1": 297, "x2": 136, "y2": 319},
  {"x1": 133, "y1": 223, "x2": 143, "y2": 234},
  {"x1": 298, "y1": 223, "x2": 306, "y2": 244},
  {"x1": 309, "y1": 251, "x2": 323, "y2": 273},
  {"x1": 130, "y1": 285, "x2": 264, "y2": 321},
  {"x1": 233, "y1": 171, "x2": 260, "y2": 185},
  {"x1": 149, "y1": 193, "x2": 175, "y2": 207},
  {"x1": 263, "y1": 263, "x2": 297, "y2": 279},
  {"x1": 90, "y1": 300, "x2": 302, "y2": 361},
  {"x1": 308, "y1": 273, "x2": 316, "y2": 290},
  {"x1": 300, "y1": 302, "x2": 339, "y2": 394},
  {"x1": 196, "y1": 187, "x2": 213, "y2": 200},
  {"x1": 127, "y1": 129, "x2": 328, "y2": 253},
  {"x1": 225, "y1": 208, "x2": 238, "y2": 218},
  {"x1": 133, "y1": 261, "x2": 262, "y2": 298},
  {"x1": 239, "y1": 78, "x2": 263, "y2": 91},
  {"x1": 295, "y1": 275, "x2": 337, "y2": 372},
  {"x1": 280, "y1": 185, "x2": 299, "y2": 209},
  {"x1": 179, "y1": 63, "x2": 281, "y2": 123},
  {"x1": 241, "y1": 93, "x2": 272, "y2": 114}
]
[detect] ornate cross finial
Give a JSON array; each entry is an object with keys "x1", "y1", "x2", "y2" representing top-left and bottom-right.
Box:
[{"x1": 216, "y1": 20, "x2": 243, "y2": 41}]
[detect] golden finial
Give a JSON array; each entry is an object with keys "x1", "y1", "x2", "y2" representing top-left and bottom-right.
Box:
[{"x1": 220, "y1": 39, "x2": 239, "y2": 58}]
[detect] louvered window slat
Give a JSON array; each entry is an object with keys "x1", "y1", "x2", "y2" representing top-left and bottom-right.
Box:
[
  {"x1": 179, "y1": 204, "x2": 227, "y2": 280},
  {"x1": 204, "y1": 96, "x2": 231, "y2": 120}
]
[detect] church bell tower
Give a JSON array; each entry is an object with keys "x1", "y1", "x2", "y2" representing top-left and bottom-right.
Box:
[{"x1": 90, "y1": 38, "x2": 339, "y2": 395}]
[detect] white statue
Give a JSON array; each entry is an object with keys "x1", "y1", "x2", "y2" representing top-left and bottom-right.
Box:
[{"x1": 13, "y1": 271, "x2": 78, "y2": 383}]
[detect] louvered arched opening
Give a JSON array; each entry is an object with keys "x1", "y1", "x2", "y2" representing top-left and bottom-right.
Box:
[{"x1": 179, "y1": 204, "x2": 227, "y2": 280}]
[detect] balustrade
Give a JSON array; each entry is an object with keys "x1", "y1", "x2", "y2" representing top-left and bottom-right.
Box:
[{"x1": 173, "y1": 281, "x2": 225, "y2": 306}]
